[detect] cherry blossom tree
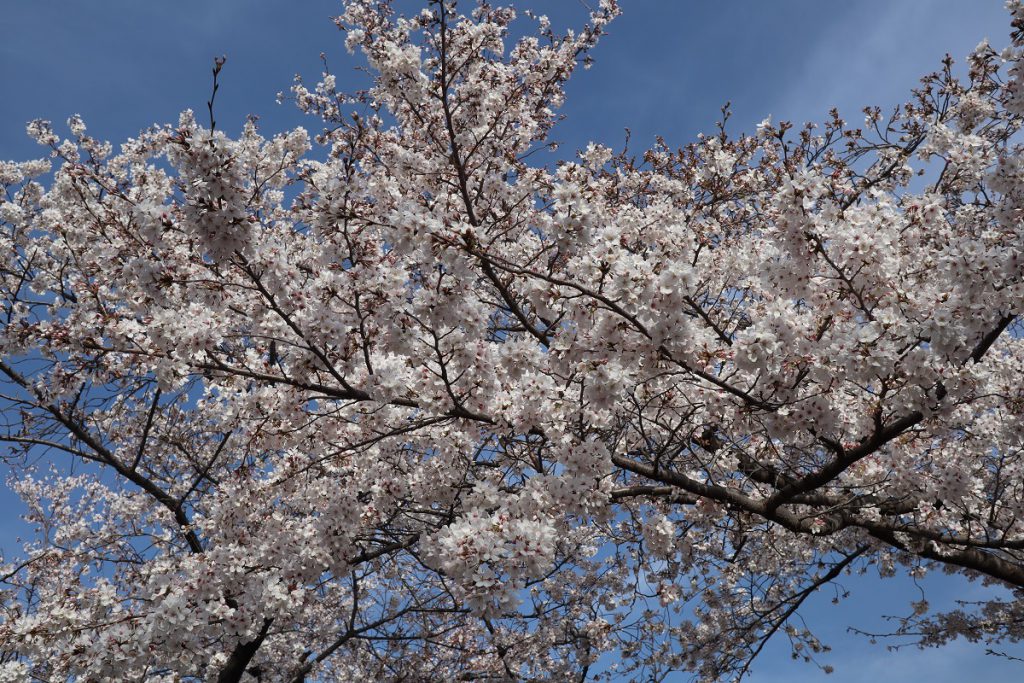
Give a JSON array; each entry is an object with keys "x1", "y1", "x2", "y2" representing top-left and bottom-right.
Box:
[{"x1": 1, "y1": 0, "x2": 1023, "y2": 680}]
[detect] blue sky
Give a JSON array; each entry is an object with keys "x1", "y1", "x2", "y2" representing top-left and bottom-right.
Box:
[{"x1": 2, "y1": 1, "x2": 1022, "y2": 681}]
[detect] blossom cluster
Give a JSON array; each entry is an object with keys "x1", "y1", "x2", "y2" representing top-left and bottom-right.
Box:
[{"x1": 0, "y1": 0, "x2": 1022, "y2": 680}]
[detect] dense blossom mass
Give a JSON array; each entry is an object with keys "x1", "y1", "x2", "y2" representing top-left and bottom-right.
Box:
[{"x1": 1, "y1": 1, "x2": 1024, "y2": 680}]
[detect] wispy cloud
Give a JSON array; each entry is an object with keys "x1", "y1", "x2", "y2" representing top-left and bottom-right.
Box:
[{"x1": 763, "y1": 1, "x2": 1010, "y2": 126}]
